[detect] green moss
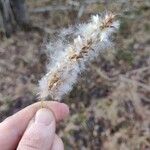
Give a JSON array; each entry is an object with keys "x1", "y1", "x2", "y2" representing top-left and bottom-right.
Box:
[
  {"x1": 144, "y1": 23, "x2": 150, "y2": 32},
  {"x1": 116, "y1": 49, "x2": 134, "y2": 65},
  {"x1": 75, "y1": 113, "x2": 86, "y2": 125},
  {"x1": 96, "y1": 4, "x2": 105, "y2": 11},
  {"x1": 119, "y1": 18, "x2": 131, "y2": 38},
  {"x1": 140, "y1": 5, "x2": 150, "y2": 11}
]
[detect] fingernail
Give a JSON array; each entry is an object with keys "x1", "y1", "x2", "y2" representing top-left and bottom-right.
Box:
[{"x1": 35, "y1": 108, "x2": 55, "y2": 126}]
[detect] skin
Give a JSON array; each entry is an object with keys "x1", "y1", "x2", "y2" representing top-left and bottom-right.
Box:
[{"x1": 0, "y1": 101, "x2": 69, "y2": 150}]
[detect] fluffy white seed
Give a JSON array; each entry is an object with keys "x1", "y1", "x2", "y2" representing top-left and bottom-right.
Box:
[{"x1": 39, "y1": 13, "x2": 120, "y2": 100}]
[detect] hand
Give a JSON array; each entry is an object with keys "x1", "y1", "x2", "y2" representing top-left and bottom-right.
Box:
[{"x1": 0, "y1": 101, "x2": 69, "y2": 150}]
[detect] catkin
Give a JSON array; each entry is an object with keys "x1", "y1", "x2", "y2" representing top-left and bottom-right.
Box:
[{"x1": 39, "y1": 13, "x2": 120, "y2": 100}]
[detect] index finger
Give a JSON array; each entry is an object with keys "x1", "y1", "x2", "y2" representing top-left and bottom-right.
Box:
[{"x1": 0, "y1": 101, "x2": 69, "y2": 150}]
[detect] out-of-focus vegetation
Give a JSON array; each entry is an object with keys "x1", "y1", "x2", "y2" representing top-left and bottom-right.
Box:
[{"x1": 0, "y1": 0, "x2": 150, "y2": 149}]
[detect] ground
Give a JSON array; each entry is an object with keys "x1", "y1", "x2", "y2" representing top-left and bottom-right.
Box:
[{"x1": 0, "y1": 0, "x2": 150, "y2": 150}]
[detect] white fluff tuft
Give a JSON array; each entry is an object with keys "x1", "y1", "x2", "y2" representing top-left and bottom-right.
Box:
[{"x1": 39, "y1": 13, "x2": 120, "y2": 100}]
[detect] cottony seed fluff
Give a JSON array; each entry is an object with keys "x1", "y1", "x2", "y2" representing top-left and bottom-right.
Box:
[{"x1": 39, "y1": 13, "x2": 120, "y2": 100}]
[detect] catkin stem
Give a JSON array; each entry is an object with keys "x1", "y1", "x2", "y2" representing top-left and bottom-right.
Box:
[{"x1": 40, "y1": 99, "x2": 45, "y2": 108}]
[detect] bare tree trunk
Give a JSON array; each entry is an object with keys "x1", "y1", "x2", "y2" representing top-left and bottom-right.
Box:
[
  {"x1": 0, "y1": 0, "x2": 29, "y2": 37},
  {"x1": 11, "y1": 0, "x2": 29, "y2": 26}
]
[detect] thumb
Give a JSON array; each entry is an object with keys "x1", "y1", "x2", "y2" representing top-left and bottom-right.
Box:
[{"x1": 17, "y1": 108, "x2": 56, "y2": 150}]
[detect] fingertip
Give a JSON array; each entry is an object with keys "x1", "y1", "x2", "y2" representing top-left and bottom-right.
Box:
[
  {"x1": 47, "y1": 101, "x2": 70, "y2": 121},
  {"x1": 17, "y1": 109, "x2": 56, "y2": 150},
  {"x1": 59, "y1": 102, "x2": 70, "y2": 119}
]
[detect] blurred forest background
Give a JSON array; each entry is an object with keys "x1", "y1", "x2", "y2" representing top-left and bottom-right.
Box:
[{"x1": 0, "y1": 0, "x2": 150, "y2": 150}]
